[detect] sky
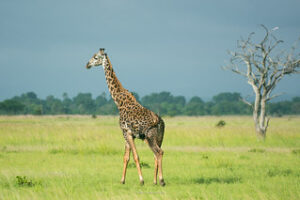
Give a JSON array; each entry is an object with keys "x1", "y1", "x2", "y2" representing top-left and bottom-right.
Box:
[{"x1": 0, "y1": 0, "x2": 300, "y2": 101}]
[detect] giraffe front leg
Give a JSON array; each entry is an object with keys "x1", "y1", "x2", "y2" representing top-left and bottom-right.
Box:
[
  {"x1": 120, "y1": 143, "x2": 131, "y2": 184},
  {"x1": 127, "y1": 134, "x2": 144, "y2": 185}
]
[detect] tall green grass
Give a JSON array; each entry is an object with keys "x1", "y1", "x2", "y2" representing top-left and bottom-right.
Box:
[{"x1": 0, "y1": 115, "x2": 299, "y2": 199}]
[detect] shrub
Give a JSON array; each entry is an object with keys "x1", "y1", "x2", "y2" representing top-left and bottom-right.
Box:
[
  {"x1": 216, "y1": 120, "x2": 226, "y2": 127},
  {"x1": 15, "y1": 176, "x2": 34, "y2": 187}
]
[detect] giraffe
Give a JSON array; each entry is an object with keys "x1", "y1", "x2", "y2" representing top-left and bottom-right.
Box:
[{"x1": 86, "y1": 48, "x2": 166, "y2": 186}]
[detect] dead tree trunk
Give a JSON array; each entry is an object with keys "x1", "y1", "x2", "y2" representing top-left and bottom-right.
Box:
[{"x1": 225, "y1": 25, "x2": 300, "y2": 140}]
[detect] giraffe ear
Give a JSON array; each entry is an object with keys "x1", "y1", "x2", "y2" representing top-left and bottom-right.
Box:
[{"x1": 99, "y1": 48, "x2": 105, "y2": 55}]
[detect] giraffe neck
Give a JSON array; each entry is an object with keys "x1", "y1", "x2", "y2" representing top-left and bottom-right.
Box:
[{"x1": 103, "y1": 55, "x2": 134, "y2": 107}]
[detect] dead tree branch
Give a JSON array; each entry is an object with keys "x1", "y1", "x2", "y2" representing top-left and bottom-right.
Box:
[{"x1": 224, "y1": 25, "x2": 300, "y2": 139}]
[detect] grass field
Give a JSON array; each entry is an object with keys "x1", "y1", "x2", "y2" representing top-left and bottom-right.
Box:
[{"x1": 0, "y1": 115, "x2": 299, "y2": 200}]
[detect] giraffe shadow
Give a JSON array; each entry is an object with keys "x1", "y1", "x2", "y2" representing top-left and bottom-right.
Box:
[
  {"x1": 127, "y1": 161, "x2": 151, "y2": 169},
  {"x1": 193, "y1": 177, "x2": 241, "y2": 185}
]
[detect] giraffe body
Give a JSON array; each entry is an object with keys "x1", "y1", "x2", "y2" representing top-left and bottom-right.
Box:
[{"x1": 86, "y1": 48, "x2": 165, "y2": 186}]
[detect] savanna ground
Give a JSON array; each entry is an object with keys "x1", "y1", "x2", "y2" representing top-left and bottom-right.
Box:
[{"x1": 0, "y1": 115, "x2": 299, "y2": 200}]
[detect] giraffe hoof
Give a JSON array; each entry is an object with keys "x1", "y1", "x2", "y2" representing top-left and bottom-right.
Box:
[
  {"x1": 120, "y1": 180, "x2": 125, "y2": 184},
  {"x1": 153, "y1": 181, "x2": 157, "y2": 185},
  {"x1": 159, "y1": 179, "x2": 165, "y2": 186},
  {"x1": 140, "y1": 180, "x2": 144, "y2": 186}
]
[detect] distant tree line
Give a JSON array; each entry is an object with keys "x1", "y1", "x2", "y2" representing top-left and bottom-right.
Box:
[{"x1": 0, "y1": 91, "x2": 299, "y2": 116}]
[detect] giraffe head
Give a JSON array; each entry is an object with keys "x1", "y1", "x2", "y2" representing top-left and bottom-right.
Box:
[{"x1": 86, "y1": 48, "x2": 106, "y2": 69}]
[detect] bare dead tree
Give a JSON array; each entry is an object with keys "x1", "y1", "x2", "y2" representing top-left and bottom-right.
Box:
[{"x1": 224, "y1": 25, "x2": 300, "y2": 140}]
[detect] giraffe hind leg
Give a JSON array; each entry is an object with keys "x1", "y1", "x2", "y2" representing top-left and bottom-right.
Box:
[
  {"x1": 144, "y1": 139, "x2": 158, "y2": 185},
  {"x1": 156, "y1": 117, "x2": 165, "y2": 148},
  {"x1": 146, "y1": 128, "x2": 165, "y2": 186}
]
